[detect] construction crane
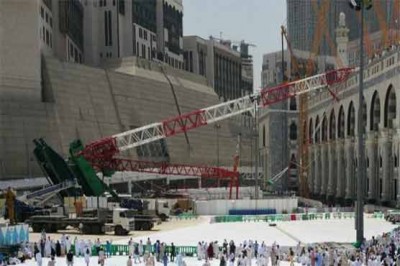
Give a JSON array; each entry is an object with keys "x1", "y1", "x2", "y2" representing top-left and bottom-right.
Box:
[
  {"x1": 281, "y1": 26, "x2": 302, "y2": 78},
  {"x1": 73, "y1": 68, "x2": 353, "y2": 196}
]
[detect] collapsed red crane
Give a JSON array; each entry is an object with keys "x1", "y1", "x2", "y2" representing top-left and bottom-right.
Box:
[{"x1": 79, "y1": 68, "x2": 354, "y2": 199}]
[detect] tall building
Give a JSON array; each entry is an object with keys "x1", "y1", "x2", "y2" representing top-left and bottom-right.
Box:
[
  {"x1": 259, "y1": 13, "x2": 350, "y2": 191},
  {"x1": 183, "y1": 36, "x2": 244, "y2": 101},
  {"x1": 156, "y1": 0, "x2": 184, "y2": 69},
  {"x1": 239, "y1": 42, "x2": 254, "y2": 97},
  {"x1": 83, "y1": 0, "x2": 136, "y2": 66},
  {"x1": 287, "y1": 0, "x2": 395, "y2": 56},
  {"x1": 0, "y1": 0, "x2": 84, "y2": 102},
  {"x1": 132, "y1": 0, "x2": 157, "y2": 61},
  {"x1": 259, "y1": 50, "x2": 293, "y2": 190},
  {"x1": 83, "y1": 0, "x2": 183, "y2": 68}
]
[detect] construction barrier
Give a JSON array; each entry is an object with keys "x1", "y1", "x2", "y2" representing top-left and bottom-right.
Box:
[
  {"x1": 70, "y1": 244, "x2": 198, "y2": 257},
  {"x1": 212, "y1": 212, "x2": 369, "y2": 223},
  {"x1": 174, "y1": 213, "x2": 198, "y2": 220}
]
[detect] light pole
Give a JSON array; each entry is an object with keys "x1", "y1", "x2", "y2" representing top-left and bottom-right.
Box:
[
  {"x1": 254, "y1": 101, "x2": 259, "y2": 200},
  {"x1": 350, "y1": 0, "x2": 371, "y2": 245},
  {"x1": 214, "y1": 123, "x2": 221, "y2": 187}
]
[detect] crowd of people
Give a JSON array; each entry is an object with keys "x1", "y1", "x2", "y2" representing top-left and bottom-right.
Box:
[{"x1": 5, "y1": 226, "x2": 400, "y2": 265}]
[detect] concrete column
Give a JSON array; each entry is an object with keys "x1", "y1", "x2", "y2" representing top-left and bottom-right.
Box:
[
  {"x1": 320, "y1": 143, "x2": 328, "y2": 197},
  {"x1": 314, "y1": 145, "x2": 321, "y2": 195},
  {"x1": 336, "y1": 139, "x2": 345, "y2": 199},
  {"x1": 128, "y1": 181, "x2": 132, "y2": 195},
  {"x1": 394, "y1": 129, "x2": 400, "y2": 206},
  {"x1": 327, "y1": 141, "x2": 336, "y2": 199},
  {"x1": 380, "y1": 129, "x2": 393, "y2": 203},
  {"x1": 366, "y1": 132, "x2": 378, "y2": 202},
  {"x1": 345, "y1": 138, "x2": 355, "y2": 200},
  {"x1": 309, "y1": 145, "x2": 315, "y2": 194}
]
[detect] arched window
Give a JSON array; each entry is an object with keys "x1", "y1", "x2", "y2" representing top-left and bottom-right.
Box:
[
  {"x1": 289, "y1": 122, "x2": 297, "y2": 140},
  {"x1": 384, "y1": 85, "x2": 396, "y2": 128}
]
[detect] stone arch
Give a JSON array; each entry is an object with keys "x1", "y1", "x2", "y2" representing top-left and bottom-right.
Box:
[
  {"x1": 338, "y1": 105, "x2": 345, "y2": 138},
  {"x1": 329, "y1": 109, "x2": 336, "y2": 140},
  {"x1": 322, "y1": 114, "x2": 328, "y2": 142},
  {"x1": 370, "y1": 90, "x2": 381, "y2": 131},
  {"x1": 384, "y1": 85, "x2": 396, "y2": 128},
  {"x1": 309, "y1": 118, "x2": 314, "y2": 144},
  {"x1": 315, "y1": 116, "x2": 320, "y2": 143},
  {"x1": 347, "y1": 101, "x2": 355, "y2": 137}
]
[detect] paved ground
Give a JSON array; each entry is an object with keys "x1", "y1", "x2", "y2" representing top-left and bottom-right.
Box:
[
  {"x1": 29, "y1": 216, "x2": 207, "y2": 243},
  {"x1": 21, "y1": 215, "x2": 395, "y2": 265}
]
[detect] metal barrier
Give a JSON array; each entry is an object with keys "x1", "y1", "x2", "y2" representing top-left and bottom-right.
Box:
[
  {"x1": 70, "y1": 244, "x2": 198, "y2": 257},
  {"x1": 212, "y1": 212, "x2": 368, "y2": 223}
]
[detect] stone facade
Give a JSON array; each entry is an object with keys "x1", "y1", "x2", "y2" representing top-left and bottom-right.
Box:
[
  {"x1": 0, "y1": 56, "x2": 251, "y2": 179},
  {"x1": 307, "y1": 47, "x2": 400, "y2": 206}
]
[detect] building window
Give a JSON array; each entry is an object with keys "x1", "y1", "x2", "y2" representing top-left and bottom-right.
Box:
[
  {"x1": 142, "y1": 44, "x2": 145, "y2": 58},
  {"x1": 99, "y1": 0, "x2": 103, "y2": 7},
  {"x1": 42, "y1": 26, "x2": 45, "y2": 42},
  {"x1": 139, "y1": 28, "x2": 142, "y2": 38},
  {"x1": 113, "y1": 0, "x2": 115, "y2": 6},
  {"x1": 289, "y1": 122, "x2": 297, "y2": 140},
  {"x1": 79, "y1": 53, "x2": 82, "y2": 63},
  {"x1": 108, "y1": 11, "x2": 112, "y2": 45},
  {"x1": 104, "y1": 11, "x2": 108, "y2": 46},
  {"x1": 74, "y1": 48, "x2": 78, "y2": 62},
  {"x1": 136, "y1": 42, "x2": 139, "y2": 56},
  {"x1": 41, "y1": 7, "x2": 44, "y2": 18},
  {"x1": 45, "y1": 30, "x2": 49, "y2": 45},
  {"x1": 45, "y1": 12, "x2": 48, "y2": 23},
  {"x1": 148, "y1": 47, "x2": 150, "y2": 59},
  {"x1": 104, "y1": 0, "x2": 107, "y2": 6},
  {"x1": 144, "y1": 31, "x2": 147, "y2": 40}
]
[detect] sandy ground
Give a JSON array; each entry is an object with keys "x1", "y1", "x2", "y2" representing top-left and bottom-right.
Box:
[{"x1": 29, "y1": 216, "x2": 208, "y2": 243}]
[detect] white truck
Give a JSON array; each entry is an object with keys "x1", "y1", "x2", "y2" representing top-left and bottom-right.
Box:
[{"x1": 26, "y1": 207, "x2": 144, "y2": 235}]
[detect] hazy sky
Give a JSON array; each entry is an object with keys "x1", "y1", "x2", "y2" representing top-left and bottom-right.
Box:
[{"x1": 183, "y1": 0, "x2": 287, "y2": 91}]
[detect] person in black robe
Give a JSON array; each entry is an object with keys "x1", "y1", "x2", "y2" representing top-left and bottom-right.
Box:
[{"x1": 56, "y1": 241, "x2": 61, "y2": 257}]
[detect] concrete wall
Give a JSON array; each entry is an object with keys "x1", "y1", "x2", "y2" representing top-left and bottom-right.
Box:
[
  {"x1": 194, "y1": 198, "x2": 298, "y2": 215},
  {"x1": 0, "y1": 0, "x2": 41, "y2": 102},
  {"x1": 0, "y1": 56, "x2": 251, "y2": 179}
]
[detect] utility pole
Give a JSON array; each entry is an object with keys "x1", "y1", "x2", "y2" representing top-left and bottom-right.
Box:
[
  {"x1": 349, "y1": 0, "x2": 371, "y2": 245},
  {"x1": 254, "y1": 100, "x2": 259, "y2": 200}
]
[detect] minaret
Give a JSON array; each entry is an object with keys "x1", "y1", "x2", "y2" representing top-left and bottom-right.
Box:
[{"x1": 335, "y1": 12, "x2": 349, "y2": 67}]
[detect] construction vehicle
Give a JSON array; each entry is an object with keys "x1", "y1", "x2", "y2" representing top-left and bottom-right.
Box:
[
  {"x1": 116, "y1": 197, "x2": 171, "y2": 221},
  {"x1": 31, "y1": 68, "x2": 354, "y2": 210},
  {"x1": 18, "y1": 179, "x2": 80, "y2": 206},
  {"x1": 26, "y1": 207, "x2": 155, "y2": 235}
]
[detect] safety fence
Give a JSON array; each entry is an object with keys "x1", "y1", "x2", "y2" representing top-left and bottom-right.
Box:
[
  {"x1": 173, "y1": 213, "x2": 199, "y2": 220},
  {"x1": 212, "y1": 211, "x2": 385, "y2": 223},
  {"x1": 70, "y1": 244, "x2": 198, "y2": 257}
]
